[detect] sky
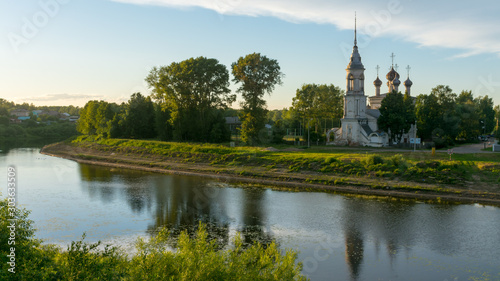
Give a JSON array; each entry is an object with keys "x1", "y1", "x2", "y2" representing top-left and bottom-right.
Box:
[{"x1": 1, "y1": 0, "x2": 500, "y2": 109}]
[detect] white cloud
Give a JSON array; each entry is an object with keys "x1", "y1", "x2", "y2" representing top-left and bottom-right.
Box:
[
  {"x1": 22, "y1": 93, "x2": 104, "y2": 102},
  {"x1": 110, "y1": 0, "x2": 500, "y2": 58}
]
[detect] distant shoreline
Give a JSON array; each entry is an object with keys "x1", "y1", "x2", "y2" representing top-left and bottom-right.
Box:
[{"x1": 41, "y1": 141, "x2": 500, "y2": 206}]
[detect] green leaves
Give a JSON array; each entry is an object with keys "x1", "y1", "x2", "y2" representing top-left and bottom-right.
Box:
[
  {"x1": 291, "y1": 84, "x2": 344, "y2": 134},
  {"x1": 378, "y1": 91, "x2": 414, "y2": 142},
  {"x1": 146, "y1": 57, "x2": 234, "y2": 142},
  {"x1": 232, "y1": 53, "x2": 284, "y2": 145}
]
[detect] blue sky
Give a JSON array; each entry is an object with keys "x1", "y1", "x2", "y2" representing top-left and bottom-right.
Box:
[{"x1": 1, "y1": 0, "x2": 499, "y2": 109}]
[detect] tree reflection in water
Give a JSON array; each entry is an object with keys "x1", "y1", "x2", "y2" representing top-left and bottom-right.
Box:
[{"x1": 79, "y1": 165, "x2": 275, "y2": 250}]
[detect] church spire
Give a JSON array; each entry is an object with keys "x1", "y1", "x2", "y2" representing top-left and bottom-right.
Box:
[{"x1": 354, "y1": 12, "x2": 357, "y2": 46}]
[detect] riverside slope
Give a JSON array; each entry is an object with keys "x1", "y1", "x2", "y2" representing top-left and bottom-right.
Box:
[{"x1": 41, "y1": 139, "x2": 500, "y2": 206}]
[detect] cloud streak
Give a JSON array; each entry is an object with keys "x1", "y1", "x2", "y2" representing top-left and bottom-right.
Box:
[
  {"x1": 111, "y1": 0, "x2": 500, "y2": 58},
  {"x1": 22, "y1": 93, "x2": 105, "y2": 102}
]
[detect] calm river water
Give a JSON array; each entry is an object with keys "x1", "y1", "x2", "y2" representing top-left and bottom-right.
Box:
[{"x1": 1, "y1": 147, "x2": 499, "y2": 281}]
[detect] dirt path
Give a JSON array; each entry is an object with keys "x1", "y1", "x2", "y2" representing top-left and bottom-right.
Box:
[{"x1": 449, "y1": 139, "x2": 497, "y2": 154}]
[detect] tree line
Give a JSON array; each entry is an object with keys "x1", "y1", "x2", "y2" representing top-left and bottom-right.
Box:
[
  {"x1": 378, "y1": 85, "x2": 498, "y2": 147},
  {"x1": 78, "y1": 54, "x2": 284, "y2": 144}
]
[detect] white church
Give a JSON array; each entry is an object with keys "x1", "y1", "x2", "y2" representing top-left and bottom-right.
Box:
[{"x1": 329, "y1": 20, "x2": 416, "y2": 147}]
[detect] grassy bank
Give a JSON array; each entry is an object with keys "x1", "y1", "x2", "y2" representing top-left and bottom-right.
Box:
[{"x1": 42, "y1": 136, "x2": 500, "y2": 205}]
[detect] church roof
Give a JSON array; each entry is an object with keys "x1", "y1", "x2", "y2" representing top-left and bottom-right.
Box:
[
  {"x1": 373, "y1": 76, "x2": 382, "y2": 86},
  {"x1": 347, "y1": 46, "x2": 364, "y2": 70},
  {"x1": 404, "y1": 78, "x2": 413, "y2": 86},
  {"x1": 386, "y1": 67, "x2": 400, "y2": 81},
  {"x1": 366, "y1": 109, "x2": 381, "y2": 118},
  {"x1": 393, "y1": 76, "x2": 401, "y2": 86},
  {"x1": 346, "y1": 15, "x2": 364, "y2": 70}
]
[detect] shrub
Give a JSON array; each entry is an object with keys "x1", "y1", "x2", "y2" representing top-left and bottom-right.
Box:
[
  {"x1": 365, "y1": 155, "x2": 384, "y2": 165},
  {"x1": 389, "y1": 154, "x2": 408, "y2": 170},
  {"x1": 324, "y1": 156, "x2": 338, "y2": 165}
]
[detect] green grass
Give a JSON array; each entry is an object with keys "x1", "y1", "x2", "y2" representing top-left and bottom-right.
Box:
[{"x1": 70, "y1": 135, "x2": 500, "y2": 187}]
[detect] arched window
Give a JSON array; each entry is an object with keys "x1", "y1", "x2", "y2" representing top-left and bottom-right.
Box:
[{"x1": 348, "y1": 74, "x2": 354, "y2": 91}]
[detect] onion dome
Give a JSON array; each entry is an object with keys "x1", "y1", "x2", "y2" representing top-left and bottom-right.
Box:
[
  {"x1": 404, "y1": 78, "x2": 413, "y2": 87},
  {"x1": 373, "y1": 76, "x2": 382, "y2": 87},
  {"x1": 386, "y1": 67, "x2": 397, "y2": 81},
  {"x1": 393, "y1": 76, "x2": 401, "y2": 86}
]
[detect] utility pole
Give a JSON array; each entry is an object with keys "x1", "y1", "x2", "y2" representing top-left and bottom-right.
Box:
[
  {"x1": 307, "y1": 119, "x2": 310, "y2": 148},
  {"x1": 413, "y1": 120, "x2": 417, "y2": 152}
]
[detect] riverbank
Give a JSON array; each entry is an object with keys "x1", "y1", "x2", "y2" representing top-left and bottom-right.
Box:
[{"x1": 41, "y1": 137, "x2": 500, "y2": 206}]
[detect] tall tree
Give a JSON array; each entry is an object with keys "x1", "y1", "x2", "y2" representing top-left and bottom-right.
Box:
[
  {"x1": 291, "y1": 84, "x2": 344, "y2": 134},
  {"x1": 232, "y1": 53, "x2": 283, "y2": 145},
  {"x1": 474, "y1": 95, "x2": 495, "y2": 134},
  {"x1": 146, "y1": 56, "x2": 235, "y2": 142},
  {"x1": 378, "y1": 91, "x2": 413, "y2": 142},
  {"x1": 77, "y1": 100, "x2": 117, "y2": 137},
  {"x1": 124, "y1": 93, "x2": 156, "y2": 139}
]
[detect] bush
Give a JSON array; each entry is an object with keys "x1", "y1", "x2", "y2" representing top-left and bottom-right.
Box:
[
  {"x1": 0, "y1": 197, "x2": 59, "y2": 280},
  {"x1": 365, "y1": 155, "x2": 384, "y2": 165}
]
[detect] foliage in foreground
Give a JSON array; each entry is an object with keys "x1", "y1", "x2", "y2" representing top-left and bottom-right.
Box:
[{"x1": 0, "y1": 197, "x2": 307, "y2": 281}]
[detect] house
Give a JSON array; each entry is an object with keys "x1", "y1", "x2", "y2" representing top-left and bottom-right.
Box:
[
  {"x1": 225, "y1": 117, "x2": 241, "y2": 133},
  {"x1": 10, "y1": 109, "x2": 30, "y2": 118},
  {"x1": 45, "y1": 111, "x2": 60, "y2": 117},
  {"x1": 32, "y1": 110, "x2": 44, "y2": 116},
  {"x1": 60, "y1": 112, "x2": 71, "y2": 120}
]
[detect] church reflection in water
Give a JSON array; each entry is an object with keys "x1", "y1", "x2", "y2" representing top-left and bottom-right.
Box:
[{"x1": 77, "y1": 163, "x2": 498, "y2": 280}]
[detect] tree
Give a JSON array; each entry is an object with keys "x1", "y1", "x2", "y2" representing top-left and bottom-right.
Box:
[
  {"x1": 474, "y1": 95, "x2": 495, "y2": 135},
  {"x1": 455, "y1": 99, "x2": 479, "y2": 141},
  {"x1": 0, "y1": 116, "x2": 9, "y2": 126},
  {"x1": 146, "y1": 56, "x2": 235, "y2": 142},
  {"x1": 77, "y1": 101, "x2": 99, "y2": 135},
  {"x1": 155, "y1": 103, "x2": 173, "y2": 141},
  {"x1": 291, "y1": 84, "x2": 343, "y2": 137},
  {"x1": 232, "y1": 53, "x2": 283, "y2": 145},
  {"x1": 495, "y1": 105, "x2": 500, "y2": 138},
  {"x1": 77, "y1": 100, "x2": 117, "y2": 137},
  {"x1": 124, "y1": 93, "x2": 156, "y2": 139},
  {"x1": 378, "y1": 91, "x2": 413, "y2": 143}
]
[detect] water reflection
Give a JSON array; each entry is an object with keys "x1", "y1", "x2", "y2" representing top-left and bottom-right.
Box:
[
  {"x1": 79, "y1": 164, "x2": 233, "y2": 247},
  {"x1": 72, "y1": 162, "x2": 500, "y2": 281}
]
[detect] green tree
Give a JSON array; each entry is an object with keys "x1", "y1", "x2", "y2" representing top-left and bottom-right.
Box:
[
  {"x1": 146, "y1": 56, "x2": 235, "y2": 142},
  {"x1": 0, "y1": 116, "x2": 9, "y2": 126},
  {"x1": 77, "y1": 100, "x2": 117, "y2": 137},
  {"x1": 291, "y1": 84, "x2": 343, "y2": 137},
  {"x1": 0, "y1": 197, "x2": 59, "y2": 280},
  {"x1": 77, "y1": 100, "x2": 99, "y2": 135},
  {"x1": 494, "y1": 105, "x2": 500, "y2": 138},
  {"x1": 455, "y1": 98, "x2": 480, "y2": 141},
  {"x1": 155, "y1": 103, "x2": 173, "y2": 141},
  {"x1": 123, "y1": 93, "x2": 156, "y2": 139},
  {"x1": 232, "y1": 53, "x2": 283, "y2": 145},
  {"x1": 378, "y1": 91, "x2": 413, "y2": 143},
  {"x1": 271, "y1": 119, "x2": 286, "y2": 144},
  {"x1": 475, "y1": 95, "x2": 495, "y2": 135}
]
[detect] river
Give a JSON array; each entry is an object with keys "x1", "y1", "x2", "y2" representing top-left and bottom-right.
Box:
[{"x1": 1, "y1": 147, "x2": 499, "y2": 280}]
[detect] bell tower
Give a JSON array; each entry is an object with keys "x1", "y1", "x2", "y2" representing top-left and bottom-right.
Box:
[{"x1": 341, "y1": 14, "x2": 367, "y2": 144}]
